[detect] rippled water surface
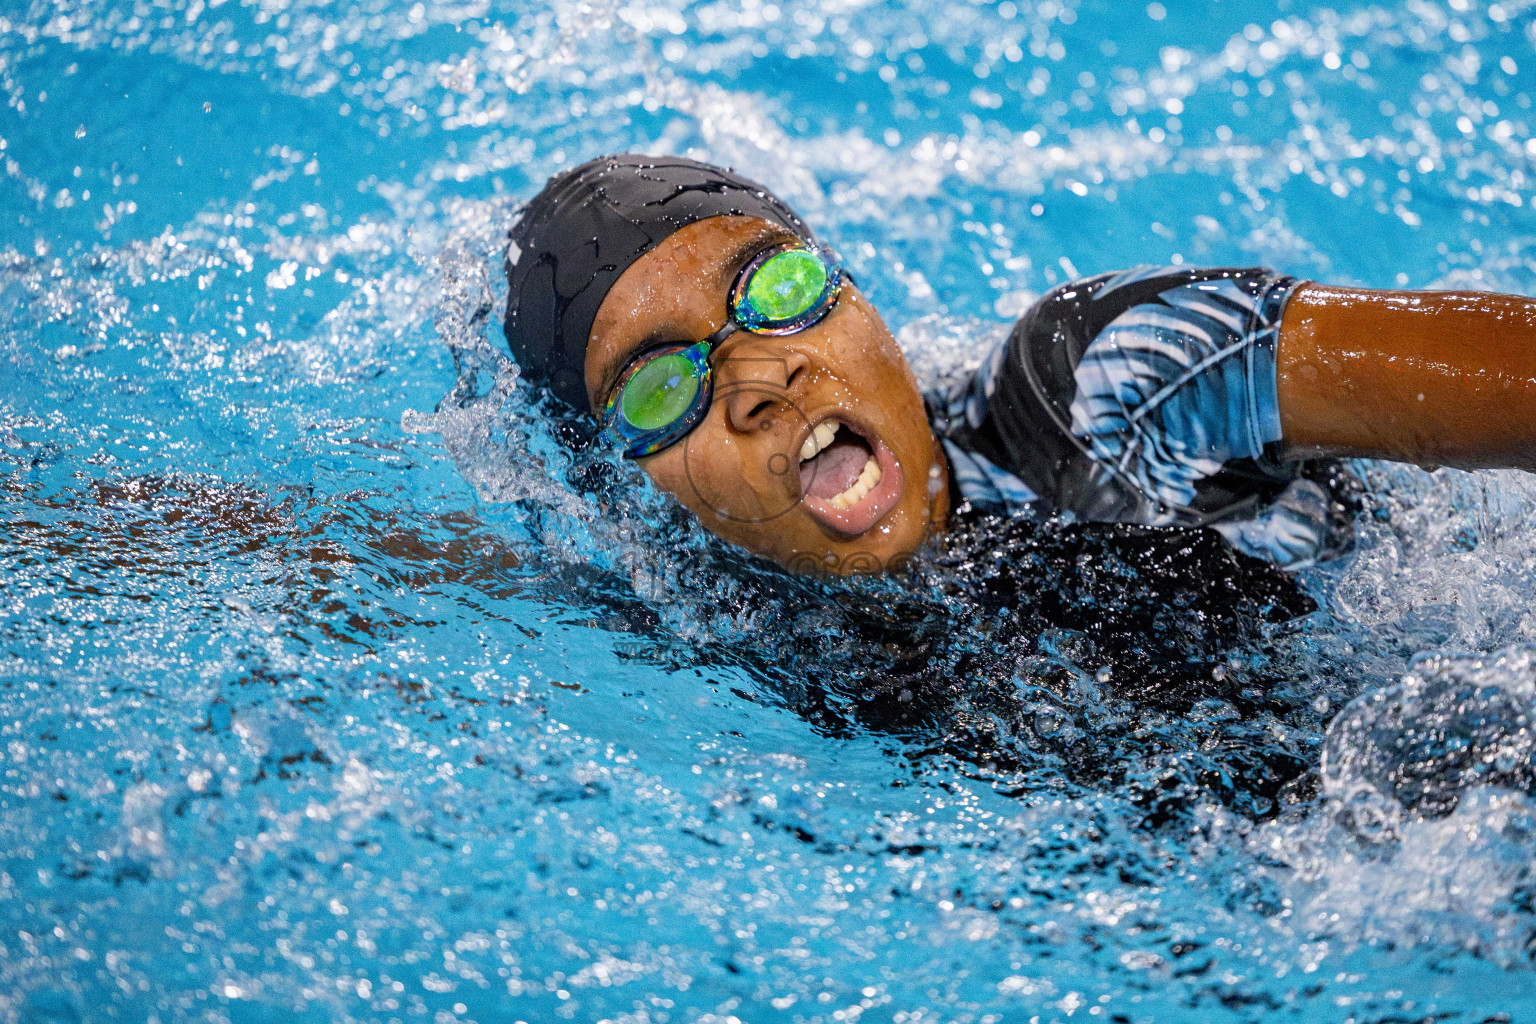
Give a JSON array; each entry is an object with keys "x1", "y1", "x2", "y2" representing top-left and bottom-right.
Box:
[{"x1": 5, "y1": 0, "x2": 1536, "y2": 1021}]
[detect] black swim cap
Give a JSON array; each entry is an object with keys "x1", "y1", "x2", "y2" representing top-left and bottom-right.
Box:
[{"x1": 503, "y1": 154, "x2": 815, "y2": 414}]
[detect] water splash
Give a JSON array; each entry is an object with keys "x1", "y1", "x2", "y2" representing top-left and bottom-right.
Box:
[
  {"x1": 1222, "y1": 646, "x2": 1536, "y2": 969},
  {"x1": 6, "y1": 0, "x2": 1536, "y2": 1020}
]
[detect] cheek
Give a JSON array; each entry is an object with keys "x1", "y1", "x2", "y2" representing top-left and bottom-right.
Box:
[
  {"x1": 633, "y1": 448, "x2": 693, "y2": 506},
  {"x1": 634, "y1": 425, "x2": 775, "y2": 515},
  {"x1": 634, "y1": 428, "x2": 823, "y2": 553},
  {"x1": 828, "y1": 309, "x2": 912, "y2": 384},
  {"x1": 823, "y1": 315, "x2": 928, "y2": 439}
]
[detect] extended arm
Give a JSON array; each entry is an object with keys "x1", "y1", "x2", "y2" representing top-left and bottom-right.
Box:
[{"x1": 1277, "y1": 283, "x2": 1536, "y2": 471}]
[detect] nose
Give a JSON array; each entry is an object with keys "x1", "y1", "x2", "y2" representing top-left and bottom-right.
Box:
[{"x1": 714, "y1": 335, "x2": 812, "y2": 435}]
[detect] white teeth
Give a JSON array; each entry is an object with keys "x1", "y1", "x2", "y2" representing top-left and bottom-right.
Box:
[
  {"x1": 799, "y1": 418, "x2": 842, "y2": 463},
  {"x1": 797, "y1": 420, "x2": 884, "y2": 512},
  {"x1": 828, "y1": 455, "x2": 881, "y2": 510},
  {"x1": 859, "y1": 457, "x2": 881, "y2": 488}
]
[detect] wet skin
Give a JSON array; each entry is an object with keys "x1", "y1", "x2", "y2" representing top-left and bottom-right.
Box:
[
  {"x1": 1278, "y1": 284, "x2": 1536, "y2": 472},
  {"x1": 583, "y1": 215, "x2": 1536, "y2": 576},
  {"x1": 585, "y1": 215, "x2": 950, "y2": 574}
]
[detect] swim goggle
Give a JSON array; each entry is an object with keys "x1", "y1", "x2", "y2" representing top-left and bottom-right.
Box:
[{"x1": 601, "y1": 242, "x2": 846, "y2": 458}]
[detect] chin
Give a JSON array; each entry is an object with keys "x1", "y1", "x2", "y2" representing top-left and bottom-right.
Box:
[{"x1": 769, "y1": 508, "x2": 928, "y2": 576}]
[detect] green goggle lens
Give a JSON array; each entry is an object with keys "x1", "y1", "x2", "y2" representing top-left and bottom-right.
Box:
[
  {"x1": 619, "y1": 351, "x2": 701, "y2": 430},
  {"x1": 602, "y1": 243, "x2": 843, "y2": 458},
  {"x1": 743, "y1": 249, "x2": 829, "y2": 322}
]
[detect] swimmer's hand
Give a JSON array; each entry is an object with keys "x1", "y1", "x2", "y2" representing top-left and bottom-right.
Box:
[{"x1": 1278, "y1": 283, "x2": 1536, "y2": 472}]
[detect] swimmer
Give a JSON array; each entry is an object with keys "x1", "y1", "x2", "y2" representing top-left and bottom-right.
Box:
[{"x1": 503, "y1": 154, "x2": 1536, "y2": 574}]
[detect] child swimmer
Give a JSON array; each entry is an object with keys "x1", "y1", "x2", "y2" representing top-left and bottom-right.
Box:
[{"x1": 504, "y1": 154, "x2": 1536, "y2": 574}]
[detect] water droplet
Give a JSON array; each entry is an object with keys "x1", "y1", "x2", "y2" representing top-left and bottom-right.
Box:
[{"x1": 74, "y1": 124, "x2": 85, "y2": 138}]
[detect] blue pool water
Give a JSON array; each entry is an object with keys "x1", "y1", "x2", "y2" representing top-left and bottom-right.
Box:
[{"x1": 5, "y1": 0, "x2": 1536, "y2": 1020}]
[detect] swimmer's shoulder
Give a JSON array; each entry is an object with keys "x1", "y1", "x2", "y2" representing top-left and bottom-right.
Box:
[{"x1": 1010, "y1": 264, "x2": 1286, "y2": 353}]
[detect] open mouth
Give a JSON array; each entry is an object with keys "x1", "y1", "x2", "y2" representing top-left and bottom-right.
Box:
[{"x1": 796, "y1": 417, "x2": 905, "y2": 537}]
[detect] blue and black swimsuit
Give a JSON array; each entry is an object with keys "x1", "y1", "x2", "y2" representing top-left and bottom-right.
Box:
[{"x1": 927, "y1": 265, "x2": 1349, "y2": 569}]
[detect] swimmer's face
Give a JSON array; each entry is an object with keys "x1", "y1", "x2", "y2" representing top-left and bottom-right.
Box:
[{"x1": 585, "y1": 215, "x2": 949, "y2": 575}]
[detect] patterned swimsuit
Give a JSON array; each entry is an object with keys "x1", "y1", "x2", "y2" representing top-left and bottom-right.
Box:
[{"x1": 926, "y1": 266, "x2": 1342, "y2": 569}]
